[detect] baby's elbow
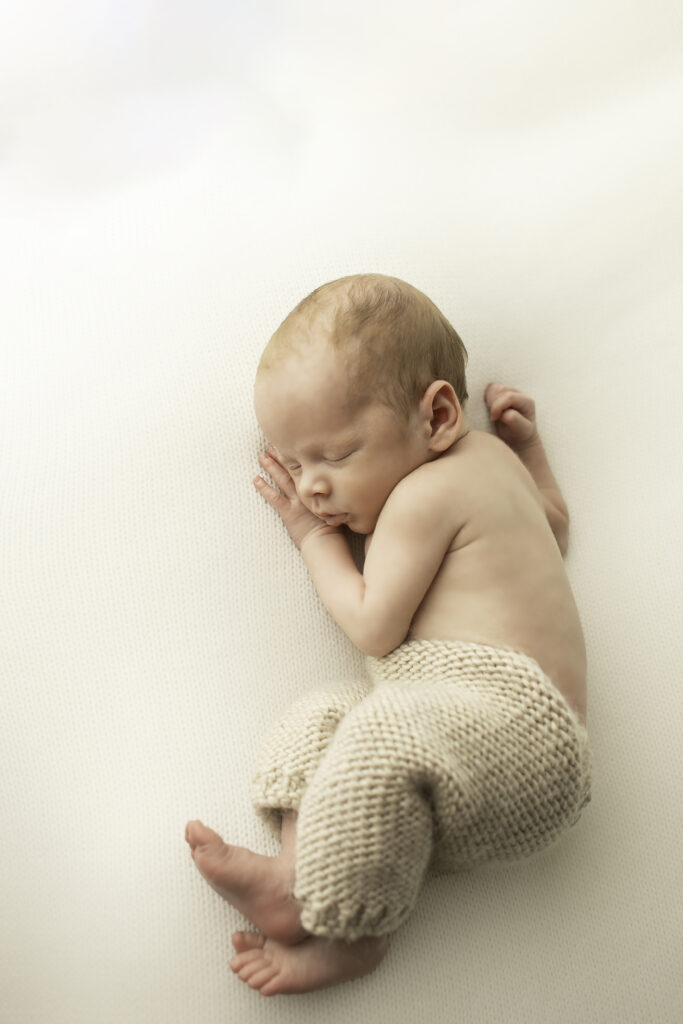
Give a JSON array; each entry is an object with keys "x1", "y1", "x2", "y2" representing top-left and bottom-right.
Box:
[
  {"x1": 356, "y1": 618, "x2": 408, "y2": 659},
  {"x1": 359, "y1": 640, "x2": 402, "y2": 659},
  {"x1": 546, "y1": 504, "x2": 569, "y2": 557},
  {"x1": 555, "y1": 510, "x2": 569, "y2": 557},
  {"x1": 358, "y1": 637, "x2": 397, "y2": 659}
]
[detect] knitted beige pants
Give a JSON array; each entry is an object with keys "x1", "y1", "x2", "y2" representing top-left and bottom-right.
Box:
[{"x1": 251, "y1": 640, "x2": 592, "y2": 942}]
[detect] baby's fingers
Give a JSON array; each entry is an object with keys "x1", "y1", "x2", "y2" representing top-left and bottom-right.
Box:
[
  {"x1": 486, "y1": 384, "x2": 535, "y2": 424},
  {"x1": 499, "y1": 409, "x2": 530, "y2": 432},
  {"x1": 253, "y1": 474, "x2": 289, "y2": 515},
  {"x1": 257, "y1": 450, "x2": 296, "y2": 498}
]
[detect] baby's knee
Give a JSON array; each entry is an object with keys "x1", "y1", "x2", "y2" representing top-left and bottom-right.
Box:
[
  {"x1": 278, "y1": 678, "x2": 370, "y2": 733},
  {"x1": 330, "y1": 686, "x2": 438, "y2": 782}
]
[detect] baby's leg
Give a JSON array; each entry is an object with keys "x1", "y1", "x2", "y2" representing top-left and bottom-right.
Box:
[
  {"x1": 289, "y1": 650, "x2": 591, "y2": 944},
  {"x1": 188, "y1": 809, "x2": 389, "y2": 995},
  {"x1": 186, "y1": 814, "x2": 308, "y2": 944},
  {"x1": 251, "y1": 676, "x2": 372, "y2": 834},
  {"x1": 228, "y1": 809, "x2": 388, "y2": 996},
  {"x1": 186, "y1": 676, "x2": 371, "y2": 946},
  {"x1": 292, "y1": 683, "x2": 442, "y2": 942}
]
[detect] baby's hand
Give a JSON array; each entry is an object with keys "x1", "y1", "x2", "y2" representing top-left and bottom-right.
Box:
[
  {"x1": 485, "y1": 383, "x2": 540, "y2": 450},
  {"x1": 253, "y1": 448, "x2": 341, "y2": 550}
]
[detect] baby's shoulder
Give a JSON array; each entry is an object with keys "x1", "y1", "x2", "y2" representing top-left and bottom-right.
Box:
[
  {"x1": 385, "y1": 442, "x2": 475, "y2": 524},
  {"x1": 447, "y1": 429, "x2": 546, "y2": 520},
  {"x1": 450, "y1": 429, "x2": 538, "y2": 489},
  {"x1": 407, "y1": 429, "x2": 500, "y2": 492},
  {"x1": 400, "y1": 429, "x2": 538, "y2": 509}
]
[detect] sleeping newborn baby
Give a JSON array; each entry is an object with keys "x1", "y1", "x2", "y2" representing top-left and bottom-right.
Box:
[{"x1": 185, "y1": 273, "x2": 591, "y2": 996}]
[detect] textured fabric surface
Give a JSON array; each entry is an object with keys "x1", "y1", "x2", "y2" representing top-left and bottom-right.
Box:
[
  {"x1": 253, "y1": 640, "x2": 591, "y2": 940},
  {"x1": 252, "y1": 675, "x2": 373, "y2": 835},
  {"x1": 368, "y1": 640, "x2": 592, "y2": 866},
  {"x1": 2, "y1": 2, "x2": 683, "y2": 1022}
]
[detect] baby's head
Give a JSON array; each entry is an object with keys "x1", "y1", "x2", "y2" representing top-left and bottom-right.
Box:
[
  {"x1": 254, "y1": 274, "x2": 470, "y2": 534},
  {"x1": 258, "y1": 273, "x2": 468, "y2": 421}
]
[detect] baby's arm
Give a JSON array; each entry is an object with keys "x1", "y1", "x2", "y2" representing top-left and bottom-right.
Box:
[
  {"x1": 485, "y1": 383, "x2": 570, "y2": 555},
  {"x1": 304, "y1": 478, "x2": 455, "y2": 656},
  {"x1": 254, "y1": 451, "x2": 453, "y2": 657}
]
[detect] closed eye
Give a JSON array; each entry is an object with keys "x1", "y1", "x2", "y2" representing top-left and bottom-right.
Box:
[{"x1": 326, "y1": 451, "x2": 354, "y2": 463}]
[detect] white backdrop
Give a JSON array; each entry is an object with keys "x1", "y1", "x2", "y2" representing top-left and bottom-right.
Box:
[{"x1": 2, "y1": 2, "x2": 682, "y2": 1022}]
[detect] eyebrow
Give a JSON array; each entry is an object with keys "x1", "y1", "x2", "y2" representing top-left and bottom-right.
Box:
[{"x1": 324, "y1": 435, "x2": 358, "y2": 451}]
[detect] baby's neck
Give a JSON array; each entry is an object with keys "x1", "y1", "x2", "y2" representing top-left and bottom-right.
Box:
[{"x1": 439, "y1": 414, "x2": 472, "y2": 459}]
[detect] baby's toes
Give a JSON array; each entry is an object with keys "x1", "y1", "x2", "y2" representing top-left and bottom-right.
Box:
[
  {"x1": 247, "y1": 964, "x2": 279, "y2": 992},
  {"x1": 230, "y1": 948, "x2": 266, "y2": 974},
  {"x1": 232, "y1": 930, "x2": 264, "y2": 954},
  {"x1": 238, "y1": 956, "x2": 271, "y2": 984}
]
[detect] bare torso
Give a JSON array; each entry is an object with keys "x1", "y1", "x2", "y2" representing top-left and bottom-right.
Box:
[{"x1": 365, "y1": 429, "x2": 587, "y2": 722}]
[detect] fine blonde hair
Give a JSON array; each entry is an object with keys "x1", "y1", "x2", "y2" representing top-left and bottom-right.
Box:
[{"x1": 259, "y1": 273, "x2": 468, "y2": 420}]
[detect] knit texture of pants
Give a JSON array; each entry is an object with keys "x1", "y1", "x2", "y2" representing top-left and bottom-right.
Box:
[{"x1": 251, "y1": 639, "x2": 592, "y2": 941}]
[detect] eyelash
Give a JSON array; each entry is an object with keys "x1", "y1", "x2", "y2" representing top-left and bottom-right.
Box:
[{"x1": 284, "y1": 453, "x2": 353, "y2": 473}]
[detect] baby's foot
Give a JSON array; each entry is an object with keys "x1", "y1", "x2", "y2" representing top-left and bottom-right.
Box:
[
  {"x1": 230, "y1": 929, "x2": 388, "y2": 996},
  {"x1": 185, "y1": 820, "x2": 307, "y2": 944}
]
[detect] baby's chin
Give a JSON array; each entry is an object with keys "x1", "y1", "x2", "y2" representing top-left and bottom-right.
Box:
[{"x1": 346, "y1": 514, "x2": 378, "y2": 536}]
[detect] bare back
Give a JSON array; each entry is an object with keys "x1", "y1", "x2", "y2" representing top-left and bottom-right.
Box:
[{"x1": 370, "y1": 430, "x2": 587, "y2": 722}]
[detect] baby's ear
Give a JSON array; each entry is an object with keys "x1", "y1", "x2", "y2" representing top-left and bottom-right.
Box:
[{"x1": 420, "y1": 380, "x2": 463, "y2": 451}]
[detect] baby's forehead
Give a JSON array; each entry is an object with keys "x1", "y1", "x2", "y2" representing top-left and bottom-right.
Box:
[{"x1": 254, "y1": 366, "x2": 371, "y2": 454}]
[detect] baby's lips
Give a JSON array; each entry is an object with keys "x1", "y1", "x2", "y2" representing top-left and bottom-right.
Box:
[{"x1": 320, "y1": 513, "x2": 349, "y2": 526}]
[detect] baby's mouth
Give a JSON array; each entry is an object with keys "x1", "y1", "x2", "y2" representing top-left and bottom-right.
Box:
[{"x1": 320, "y1": 513, "x2": 348, "y2": 526}]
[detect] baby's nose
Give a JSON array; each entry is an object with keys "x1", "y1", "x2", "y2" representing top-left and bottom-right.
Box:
[{"x1": 299, "y1": 468, "x2": 330, "y2": 499}]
